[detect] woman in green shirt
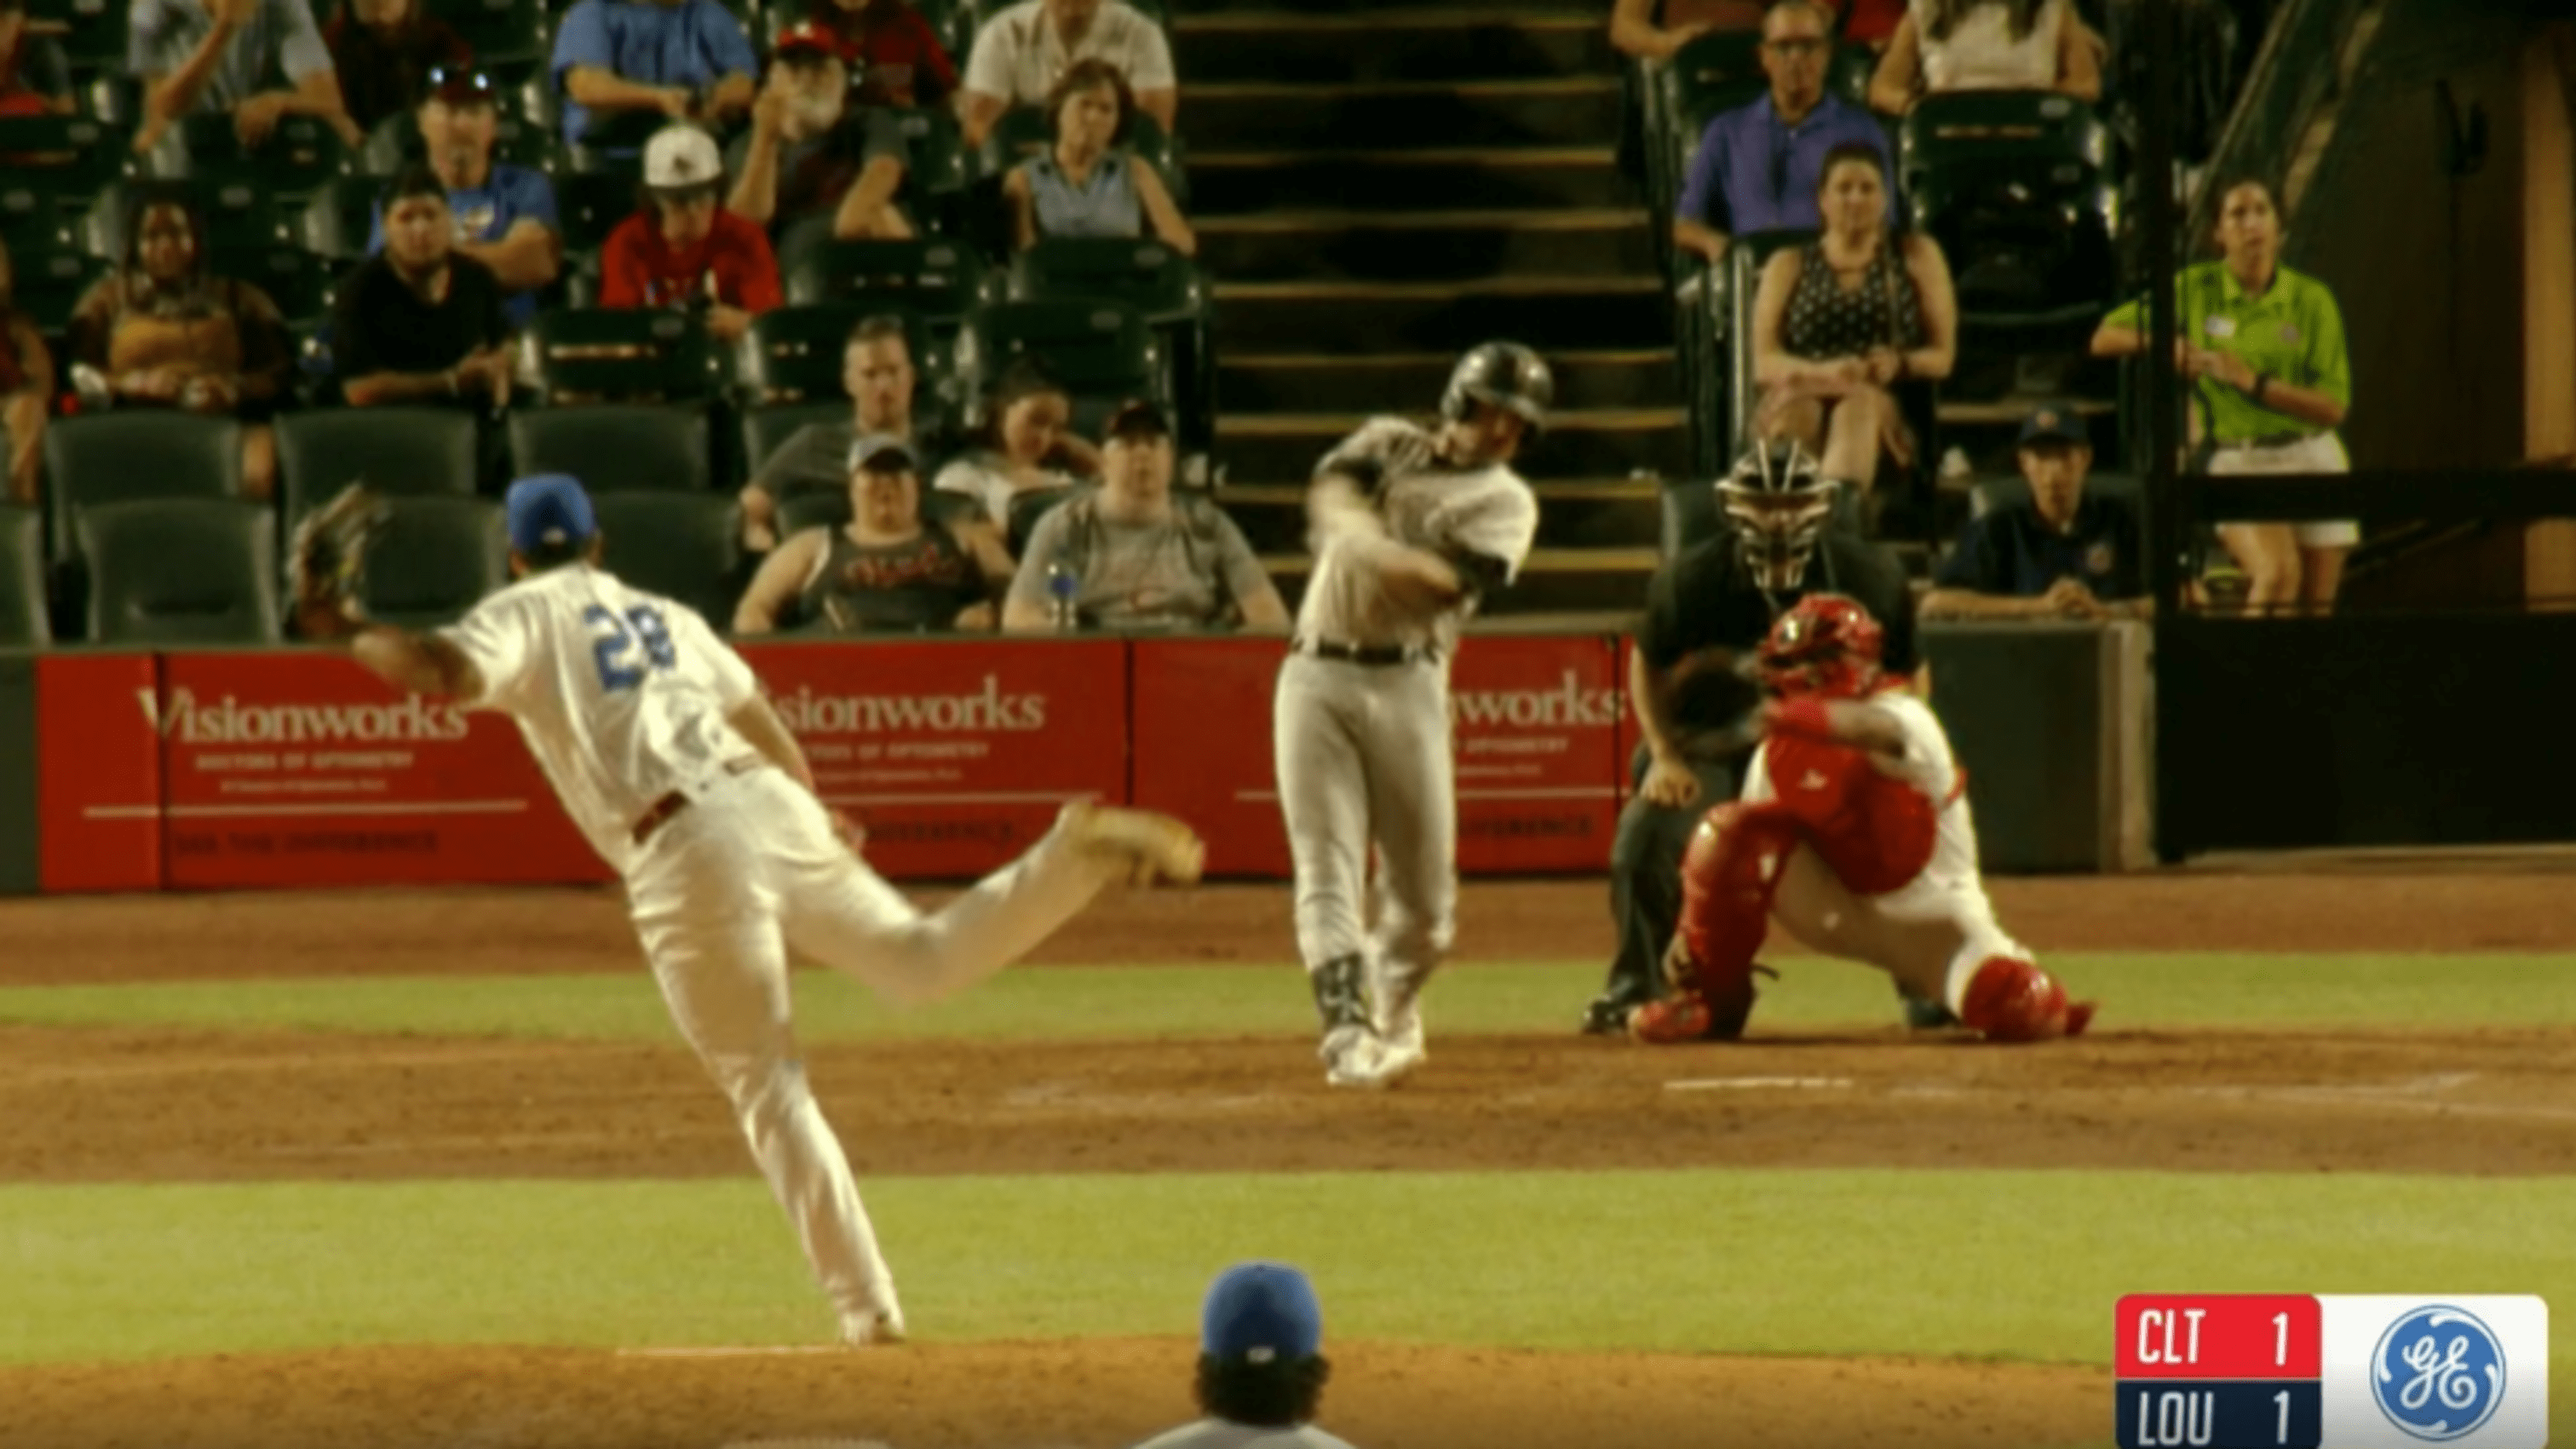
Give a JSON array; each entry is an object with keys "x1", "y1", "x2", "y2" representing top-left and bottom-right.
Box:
[{"x1": 2092, "y1": 177, "x2": 2355, "y2": 616}]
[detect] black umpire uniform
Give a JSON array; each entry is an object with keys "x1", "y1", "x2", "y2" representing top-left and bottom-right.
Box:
[{"x1": 1586, "y1": 527, "x2": 1920, "y2": 1030}]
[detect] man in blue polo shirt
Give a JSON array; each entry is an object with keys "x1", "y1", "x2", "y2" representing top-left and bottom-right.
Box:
[
  {"x1": 1671, "y1": 0, "x2": 1895, "y2": 266},
  {"x1": 1923, "y1": 404, "x2": 2151, "y2": 621}
]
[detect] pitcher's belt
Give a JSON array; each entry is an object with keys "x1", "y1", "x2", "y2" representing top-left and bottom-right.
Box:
[
  {"x1": 631, "y1": 756, "x2": 764, "y2": 846},
  {"x1": 1294, "y1": 637, "x2": 1439, "y2": 667}
]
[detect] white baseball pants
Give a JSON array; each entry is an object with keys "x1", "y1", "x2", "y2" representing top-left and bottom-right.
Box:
[
  {"x1": 622, "y1": 768, "x2": 1123, "y2": 1335},
  {"x1": 1274, "y1": 653, "x2": 1458, "y2": 982}
]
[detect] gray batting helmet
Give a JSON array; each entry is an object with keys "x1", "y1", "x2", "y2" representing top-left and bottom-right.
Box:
[
  {"x1": 1716, "y1": 439, "x2": 1837, "y2": 591},
  {"x1": 1440, "y1": 342, "x2": 1553, "y2": 434}
]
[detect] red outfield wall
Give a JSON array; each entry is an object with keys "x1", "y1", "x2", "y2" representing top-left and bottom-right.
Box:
[{"x1": 33, "y1": 634, "x2": 1634, "y2": 891}]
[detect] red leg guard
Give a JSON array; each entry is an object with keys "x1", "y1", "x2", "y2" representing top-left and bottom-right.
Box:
[
  {"x1": 1658, "y1": 801, "x2": 1806, "y2": 1039},
  {"x1": 1958, "y1": 956, "x2": 2093, "y2": 1043}
]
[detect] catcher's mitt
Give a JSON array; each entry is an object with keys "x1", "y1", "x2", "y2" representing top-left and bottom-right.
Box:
[{"x1": 289, "y1": 482, "x2": 393, "y2": 641}]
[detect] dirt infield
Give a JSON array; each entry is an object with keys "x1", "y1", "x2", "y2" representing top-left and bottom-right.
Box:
[{"x1": 0, "y1": 871, "x2": 2567, "y2": 1449}]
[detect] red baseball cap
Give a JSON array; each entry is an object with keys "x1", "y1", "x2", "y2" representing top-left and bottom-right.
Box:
[{"x1": 773, "y1": 20, "x2": 848, "y2": 62}]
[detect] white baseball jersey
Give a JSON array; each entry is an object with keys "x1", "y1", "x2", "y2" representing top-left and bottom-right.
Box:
[
  {"x1": 441, "y1": 562, "x2": 762, "y2": 877},
  {"x1": 1297, "y1": 417, "x2": 1539, "y2": 653},
  {"x1": 1129, "y1": 1418, "x2": 1364, "y2": 1449},
  {"x1": 1742, "y1": 692, "x2": 1993, "y2": 923}
]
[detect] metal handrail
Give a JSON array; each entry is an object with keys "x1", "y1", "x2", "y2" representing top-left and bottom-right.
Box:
[{"x1": 2182, "y1": 0, "x2": 2376, "y2": 250}]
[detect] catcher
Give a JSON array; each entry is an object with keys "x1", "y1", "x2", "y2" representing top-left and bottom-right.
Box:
[{"x1": 1628, "y1": 591, "x2": 2096, "y2": 1045}]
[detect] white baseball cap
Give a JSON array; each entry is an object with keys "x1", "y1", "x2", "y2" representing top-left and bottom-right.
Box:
[{"x1": 644, "y1": 124, "x2": 723, "y2": 192}]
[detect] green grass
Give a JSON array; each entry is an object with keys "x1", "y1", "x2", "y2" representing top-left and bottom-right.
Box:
[
  {"x1": 3, "y1": 1171, "x2": 2568, "y2": 1405},
  {"x1": 0, "y1": 954, "x2": 2568, "y2": 1042}
]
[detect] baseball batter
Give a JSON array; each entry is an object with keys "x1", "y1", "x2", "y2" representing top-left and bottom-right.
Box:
[
  {"x1": 1279, "y1": 342, "x2": 1551, "y2": 1090},
  {"x1": 302, "y1": 474, "x2": 1207, "y2": 1345},
  {"x1": 1629, "y1": 592, "x2": 2096, "y2": 1045}
]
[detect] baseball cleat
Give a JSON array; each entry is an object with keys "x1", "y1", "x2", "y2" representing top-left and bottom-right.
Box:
[
  {"x1": 842, "y1": 1304, "x2": 907, "y2": 1347},
  {"x1": 1579, "y1": 995, "x2": 1638, "y2": 1036},
  {"x1": 1319, "y1": 1024, "x2": 1386, "y2": 1089},
  {"x1": 1355, "y1": 1035, "x2": 1425, "y2": 1088},
  {"x1": 1063, "y1": 803, "x2": 1205, "y2": 887},
  {"x1": 1625, "y1": 992, "x2": 1712, "y2": 1045}
]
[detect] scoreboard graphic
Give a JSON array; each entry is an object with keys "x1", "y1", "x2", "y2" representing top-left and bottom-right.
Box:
[{"x1": 2116, "y1": 1296, "x2": 2550, "y2": 1447}]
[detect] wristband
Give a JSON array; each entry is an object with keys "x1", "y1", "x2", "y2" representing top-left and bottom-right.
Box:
[{"x1": 1769, "y1": 694, "x2": 1837, "y2": 745}]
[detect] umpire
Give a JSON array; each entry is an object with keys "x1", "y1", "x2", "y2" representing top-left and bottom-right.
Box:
[{"x1": 1583, "y1": 440, "x2": 1934, "y2": 1034}]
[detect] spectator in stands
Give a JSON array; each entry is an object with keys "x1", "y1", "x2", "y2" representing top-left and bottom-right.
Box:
[
  {"x1": 1125, "y1": 1262, "x2": 1359, "y2": 1449},
  {"x1": 933, "y1": 360, "x2": 1097, "y2": 529},
  {"x1": 2090, "y1": 175, "x2": 2355, "y2": 616},
  {"x1": 1607, "y1": 0, "x2": 1765, "y2": 63},
  {"x1": 726, "y1": 22, "x2": 908, "y2": 238},
  {"x1": 0, "y1": 239, "x2": 51, "y2": 503},
  {"x1": 1749, "y1": 141, "x2": 1956, "y2": 501},
  {"x1": 808, "y1": 0, "x2": 954, "y2": 109},
  {"x1": 333, "y1": 165, "x2": 510, "y2": 411},
  {"x1": 1002, "y1": 58, "x2": 1193, "y2": 254},
  {"x1": 1867, "y1": 0, "x2": 2101, "y2": 112},
  {"x1": 1823, "y1": 0, "x2": 1908, "y2": 49},
  {"x1": 551, "y1": 0, "x2": 756, "y2": 150},
  {"x1": 1003, "y1": 399, "x2": 1285, "y2": 634},
  {"x1": 957, "y1": 0, "x2": 1173, "y2": 151},
  {"x1": 600, "y1": 122, "x2": 781, "y2": 343},
  {"x1": 322, "y1": 0, "x2": 469, "y2": 133},
  {"x1": 1671, "y1": 0, "x2": 1895, "y2": 267},
  {"x1": 733, "y1": 434, "x2": 1015, "y2": 634},
  {"x1": 66, "y1": 185, "x2": 292, "y2": 498},
  {"x1": 129, "y1": 0, "x2": 363, "y2": 153},
  {"x1": 365, "y1": 67, "x2": 560, "y2": 329},
  {"x1": 0, "y1": 0, "x2": 76, "y2": 114},
  {"x1": 1921, "y1": 403, "x2": 2150, "y2": 619},
  {"x1": 741, "y1": 313, "x2": 940, "y2": 549}
]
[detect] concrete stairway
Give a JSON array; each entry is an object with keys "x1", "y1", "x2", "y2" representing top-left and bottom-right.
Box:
[{"x1": 1170, "y1": 3, "x2": 1679, "y2": 615}]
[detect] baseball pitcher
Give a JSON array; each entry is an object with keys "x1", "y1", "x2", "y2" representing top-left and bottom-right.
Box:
[
  {"x1": 1279, "y1": 342, "x2": 1550, "y2": 1090},
  {"x1": 294, "y1": 475, "x2": 1206, "y2": 1345},
  {"x1": 1629, "y1": 591, "x2": 2096, "y2": 1045}
]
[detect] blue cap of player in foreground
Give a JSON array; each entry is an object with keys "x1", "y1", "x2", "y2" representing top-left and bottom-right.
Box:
[
  {"x1": 1202, "y1": 1262, "x2": 1323, "y2": 1364},
  {"x1": 504, "y1": 474, "x2": 599, "y2": 557}
]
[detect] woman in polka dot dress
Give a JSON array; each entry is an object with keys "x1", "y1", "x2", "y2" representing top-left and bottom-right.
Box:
[{"x1": 1750, "y1": 141, "x2": 1958, "y2": 503}]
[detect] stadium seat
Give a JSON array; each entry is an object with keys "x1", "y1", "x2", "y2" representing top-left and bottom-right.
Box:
[
  {"x1": 141, "y1": 112, "x2": 352, "y2": 202},
  {"x1": 44, "y1": 0, "x2": 129, "y2": 75},
  {"x1": 0, "y1": 116, "x2": 129, "y2": 244},
  {"x1": 82, "y1": 179, "x2": 290, "y2": 259},
  {"x1": 216, "y1": 243, "x2": 336, "y2": 330},
  {"x1": 736, "y1": 303, "x2": 888, "y2": 408},
  {"x1": 777, "y1": 232, "x2": 988, "y2": 332},
  {"x1": 78, "y1": 498, "x2": 281, "y2": 645},
  {"x1": 43, "y1": 412, "x2": 245, "y2": 561},
  {"x1": 5, "y1": 244, "x2": 106, "y2": 336},
  {"x1": 0, "y1": 505, "x2": 48, "y2": 647},
  {"x1": 277, "y1": 408, "x2": 482, "y2": 524},
  {"x1": 520, "y1": 307, "x2": 717, "y2": 404},
  {"x1": 296, "y1": 175, "x2": 382, "y2": 261},
  {"x1": 432, "y1": 0, "x2": 551, "y2": 78},
  {"x1": 1003, "y1": 239, "x2": 1209, "y2": 441},
  {"x1": 739, "y1": 400, "x2": 845, "y2": 479},
  {"x1": 1897, "y1": 91, "x2": 2119, "y2": 327},
  {"x1": 956, "y1": 298, "x2": 1165, "y2": 436},
  {"x1": 509, "y1": 404, "x2": 713, "y2": 492},
  {"x1": 591, "y1": 492, "x2": 743, "y2": 625},
  {"x1": 553, "y1": 167, "x2": 641, "y2": 256},
  {"x1": 1005, "y1": 483, "x2": 1077, "y2": 557},
  {"x1": 358, "y1": 497, "x2": 508, "y2": 627}
]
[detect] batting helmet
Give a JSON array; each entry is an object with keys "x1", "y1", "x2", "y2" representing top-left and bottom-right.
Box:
[
  {"x1": 1757, "y1": 593, "x2": 1885, "y2": 700},
  {"x1": 1716, "y1": 439, "x2": 1837, "y2": 591},
  {"x1": 1440, "y1": 342, "x2": 1554, "y2": 434}
]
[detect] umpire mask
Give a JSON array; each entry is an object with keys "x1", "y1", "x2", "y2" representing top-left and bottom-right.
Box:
[{"x1": 1716, "y1": 440, "x2": 1836, "y2": 591}]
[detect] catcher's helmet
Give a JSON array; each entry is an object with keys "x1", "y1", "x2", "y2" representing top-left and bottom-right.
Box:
[
  {"x1": 1716, "y1": 439, "x2": 1837, "y2": 590},
  {"x1": 1758, "y1": 593, "x2": 1885, "y2": 700},
  {"x1": 1440, "y1": 341, "x2": 1554, "y2": 434}
]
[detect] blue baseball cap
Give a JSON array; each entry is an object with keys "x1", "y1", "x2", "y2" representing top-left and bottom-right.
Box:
[
  {"x1": 1201, "y1": 1262, "x2": 1322, "y2": 1364},
  {"x1": 504, "y1": 474, "x2": 598, "y2": 555}
]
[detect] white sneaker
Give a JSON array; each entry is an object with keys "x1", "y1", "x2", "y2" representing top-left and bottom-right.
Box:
[
  {"x1": 1320, "y1": 1024, "x2": 1384, "y2": 1089},
  {"x1": 842, "y1": 1302, "x2": 907, "y2": 1347},
  {"x1": 1061, "y1": 802, "x2": 1205, "y2": 886},
  {"x1": 1371, "y1": 962, "x2": 1426, "y2": 1060},
  {"x1": 1360, "y1": 1032, "x2": 1425, "y2": 1088}
]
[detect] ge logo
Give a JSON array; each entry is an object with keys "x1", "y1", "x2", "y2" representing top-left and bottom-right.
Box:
[{"x1": 2372, "y1": 1305, "x2": 2505, "y2": 1440}]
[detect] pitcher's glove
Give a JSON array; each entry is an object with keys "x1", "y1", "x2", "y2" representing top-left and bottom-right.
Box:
[{"x1": 289, "y1": 482, "x2": 393, "y2": 641}]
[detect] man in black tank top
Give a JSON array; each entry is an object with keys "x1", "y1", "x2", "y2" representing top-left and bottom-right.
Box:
[{"x1": 733, "y1": 436, "x2": 1015, "y2": 634}]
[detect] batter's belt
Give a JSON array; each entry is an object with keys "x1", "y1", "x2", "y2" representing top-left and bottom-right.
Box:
[
  {"x1": 630, "y1": 756, "x2": 766, "y2": 846},
  {"x1": 1292, "y1": 637, "x2": 1441, "y2": 667}
]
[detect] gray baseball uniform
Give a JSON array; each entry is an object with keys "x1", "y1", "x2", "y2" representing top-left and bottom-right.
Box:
[{"x1": 1277, "y1": 417, "x2": 1538, "y2": 1078}]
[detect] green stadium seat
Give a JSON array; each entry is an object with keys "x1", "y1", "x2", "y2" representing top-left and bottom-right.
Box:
[
  {"x1": 216, "y1": 243, "x2": 336, "y2": 330},
  {"x1": 141, "y1": 112, "x2": 352, "y2": 202},
  {"x1": 554, "y1": 166, "x2": 641, "y2": 255},
  {"x1": 520, "y1": 307, "x2": 717, "y2": 404},
  {"x1": 956, "y1": 298, "x2": 1165, "y2": 435},
  {"x1": 777, "y1": 231, "x2": 987, "y2": 331},
  {"x1": 1004, "y1": 482, "x2": 1076, "y2": 558},
  {"x1": 592, "y1": 492, "x2": 743, "y2": 624},
  {"x1": 357, "y1": 497, "x2": 507, "y2": 627},
  {"x1": 7, "y1": 244, "x2": 106, "y2": 336},
  {"x1": 43, "y1": 412, "x2": 245, "y2": 561},
  {"x1": 430, "y1": 0, "x2": 551, "y2": 77},
  {"x1": 1003, "y1": 238, "x2": 1208, "y2": 440},
  {"x1": 739, "y1": 400, "x2": 844, "y2": 478},
  {"x1": 735, "y1": 302, "x2": 939, "y2": 408},
  {"x1": 0, "y1": 116, "x2": 130, "y2": 242},
  {"x1": 509, "y1": 404, "x2": 713, "y2": 492},
  {"x1": 1897, "y1": 91, "x2": 2118, "y2": 325},
  {"x1": 0, "y1": 505, "x2": 49, "y2": 647},
  {"x1": 78, "y1": 498, "x2": 281, "y2": 645},
  {"x1": 297, "y1": 175, "x2": 382, "y2": 260},
  {"x1": 277, "y1": 408, "x2": 482, "y2": 525}
]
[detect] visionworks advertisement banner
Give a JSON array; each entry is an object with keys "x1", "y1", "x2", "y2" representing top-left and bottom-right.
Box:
[
  {"x1": 37, "y1": 653, "x2": 163, "y2": 894},
  {"x1": 741, "y1": 637, "x2": 1129, "y2": 880}
]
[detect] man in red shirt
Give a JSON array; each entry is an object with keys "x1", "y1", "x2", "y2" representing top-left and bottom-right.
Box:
[{"x1": 599, "y1": 121, "x2": 782, "y2": 342}]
